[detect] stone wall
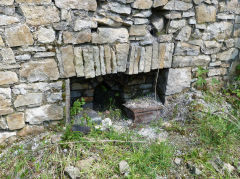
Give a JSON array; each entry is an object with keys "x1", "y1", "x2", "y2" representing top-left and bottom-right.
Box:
[{"x1": 0, "y1": 0, "x2": 240, "y2": 142}]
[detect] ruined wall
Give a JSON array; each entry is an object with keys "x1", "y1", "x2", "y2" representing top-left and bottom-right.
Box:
[{"x1": 0, "y1": 0, "x2": 240, "y2": 141}]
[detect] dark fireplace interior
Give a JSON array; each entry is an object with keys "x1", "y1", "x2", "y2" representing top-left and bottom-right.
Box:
[{"x1": 70, "y1": 70, "x2": 169, "y2": 114}]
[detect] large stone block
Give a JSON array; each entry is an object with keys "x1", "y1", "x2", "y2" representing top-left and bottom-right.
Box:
[
  {"x1": 92, "y1": 28, "x2": 129, "y2": 44},
  {"x1": 174, "y1": 42, "x2": 200, "y2": 56},
  {"x1": 14, "y1": 93, "x2": 43, "y2": 108},
  {"x1": 216, "y1": 48, "x2": 239, "y2": 62},
  {"x1": 173, "y1": 55, "x2": 211, "y2": 67},
  {"x1": 163, "y1": 0, "x2": 192, "y2": 11},
  {"x1": 153, "y1": 0, "x2": 168, "y2": 7},
  {"x1": 6, "y1": 113, "x2": 25, "y2": 130},
  {"x1": 132, "y1": 0, "x2": 153, "y2": 9},
  {"x1": 0, "y1": 88, "x2": 13, "y2": 116},
  {"x1": 0, "y1": 132, "x2": 16, "y2": 144},
  {"x1": 25, "y1": 104, "x2": 63, "y2": 124},
  {"x1": 74, "y1": 47, "x2": 85, "y2": 77},
  {"x1": 5, "y1": 24, "x2": 34, "y2": 47},
  {"x1": 55, "y1": 0, "x2": 97, "y2": 11},
  {"x1": 165, "y1": 68, "x2": 192, "y2": 95},
  {"x1": 0, "y1": 15, "x2": 19, "y2": 26},
  {"x1": 83, "y1": 46, "x2": 95, "y2": 78},
  {"x1": 20, "y1": 5, "x2": 60, "y2": 25},
  {"x1": 63, "y1": 30, "x2": 92, "y2": 44},
  {"x1": 36, "y1": 27, "x2": 55, "y2": 43},
  {"x1": 19, "y1": 59, "x2": 60, "y2": 82},
  {"x1": 0, "y1": 48, "x2": 15, "y2": 64},
  {"x1": 58, "y1": 46, "x2": 76, "y2": 78},
  {"x1": 0, "y1": 71, "x2": 18, "y2": 86},
  {"x1": 0, "y1": 0, "x2": 14, "y2": 5},
  {"x1": 207, "y1": 22, "x2": 233, "y2": 40},
  {"x1": 196, "y1": 5, "x2": 216, "y2": 23},
  {"x1": 109, "y1": 2, "x2": 131, "y2": 15},
  {"x1": 16, "y1": 0, "x2": 51, "y2": 3},
  {"x1": 116, "y1": 43, "x2": 130, "y2": 72},
  {"x1": 159, "y1": 43, "x2": 174, "y2": 68}
]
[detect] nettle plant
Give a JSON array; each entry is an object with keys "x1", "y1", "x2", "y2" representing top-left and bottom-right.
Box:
[
  {"x1": 70, "y1": 98, "x2": 85, "y2": 117},
  {"x1": 196, "y1": 66, "x2": 209, "y2": 89}
]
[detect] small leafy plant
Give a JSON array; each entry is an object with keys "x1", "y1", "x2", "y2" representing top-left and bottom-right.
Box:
[
  {"x1": 70, "y1": 98, "x2": 85, "y2": 117},
  {"x1": 196, "y1": 66, "x2": 209, "y2": 89}
]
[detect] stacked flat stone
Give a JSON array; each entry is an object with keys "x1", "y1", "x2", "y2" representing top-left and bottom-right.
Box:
[{"x1": 0, "y1": 0, "x2": 239, "y2": 142}]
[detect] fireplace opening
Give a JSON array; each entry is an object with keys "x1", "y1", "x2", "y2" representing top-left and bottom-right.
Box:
[{"x1": 70, "y1": 70, "x2": 169, "y2": 122}]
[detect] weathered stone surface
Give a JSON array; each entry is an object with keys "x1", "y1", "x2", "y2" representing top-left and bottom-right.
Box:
[
  {"x1": 164, "y1": 0, "x2": 193, "y2": 11},
  {"x1": 196, "y1": 5, "x2": 216, "y2": 23},
  {"x1": 0, "y1": 48, "x2": 15, "y2": 64},
  {"x1": 0, "y1": 0, "x2": 14, "y2": 5},
  {"x1": 0, "y1": 132, "x2": 16, "y2": 144},
  {"x1": 12, "y1": 81, "x2": 62, "y2": 95},
  {"x1": 202, "y1": 41, "x2": 221, "y2": 55},
  {"x1": 0, "y1": 117, "x2": 7, "y2": 130},
  {"x1": 207, "y1": 22, "x2": 233, "y2": 40},
  {"x1": 93, "y1": 46, "x2": 101, "y2": 76},
  {"x1": 74, "y1": 47, "x2": 85, "y2": 77},
  {"x1": 176, "y1": 26, "x2": 191, "y2": 41},
  {"x1": 0, "y1": 15, "x2": 19, "y2": 26},
  {"x1": 159, "y1": 43, "x2": 174, "y2": 68},
  {"x1": 144, "y1": 46, "x2": 152, "y2": 72},
  {"x1": 25, "y1": 104, "x2": 63, "y2": 124},
  {"x1": 132, "y1": 0, "x2": 153, "y2": 9},
  {"x1": 116, "y1": 43, "x2": 130, "y2": 72},
  {"x1": 20, "y1": 5, "x2": 60, "y2": 25},
  {"x1": 92, "y1": 28, "x2": 129, "y2": 44},
  {"x1": 174, "y1": 42, "x2": 200, "y2": 56},
  {"x1": 0, "y1": 71, "x2": 18, "y2": 86},
  {"x1": 16, "y1": 0, "x2": 51, "y2": 3},
  {"x1": 17, "y1": 125, "x2": 44, "y2": 137},
  {"x1": 59, "y1": 46, "x2": 76, "y2": 78},
  {"x1": 153, "y1": 0, "x2": 168, "y2": 7},
  {"x1": 216, "y1": 48, "x2": 239, "y2": 61},
  {"x1": 208, "y1": 68, "x2": 227, "y2": 77},
  {"x1": 5, "y1": 24, "x2": 34, "y2": 47},
  {"x1": 83, "y1": 46, "x2": 95, "y2": 78},
  {"x1": 46, "y1": 92, "x2": 62, "y2": 103},
  {"x1": 109, "y1": 2, "x2": 131, "y2": 15},
  {"x1": 100, "y1": 46, "x2": 106, "y2": 75},
  {"x1": 130, "y1": 25, "x2": 148, "y2": 36},
  {"x1": 233, "y1": 24, "x2": 240, "y2": 37},
  {"x1": 55, "y1": 0, "x2": 97, "y2": 11},
  {"x1": 173, "y1": 55, "x2": 211, "y2": 67},
  {"x1": 36, "y1": 27, "x2": 55, "y2": 43},
  {"x1": 19, "y1": 59, "x2": 59, "y2": 82},
  {"x1": 152, "y1": 17, "x2": 164, "y2": 32},
  {"x1": 0, "y1": 88, "x2": 13, "y2": 116},
  {"x1": 165, "y1": 68, "x2": 191, "y2": 95},
  {"x1": 104, "y1": 45, "x2": 112, "y2": 74},
  {"x1": 74, "y1": 19, "x2": 97, "y2": 31},
  {"x1": 0, "y1": 35, "x2": 4, "y2": 47},
  {"x1": 6, "y1": 113, "x2": 25, "y2": 130},
  {"x1": 0, "y1": 99, "x2": 13, "y2": 116},
  {"x1": 63, "y1": 30, "x2": 92, "y2": 44},
  {"x1": 14, "y1": 93, "x2": 43, "y2": 108}
]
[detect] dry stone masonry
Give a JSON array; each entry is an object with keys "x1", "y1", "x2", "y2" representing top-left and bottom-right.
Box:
[{"x1": 0, "y1": 0, "x2": 239, "y2": 142}]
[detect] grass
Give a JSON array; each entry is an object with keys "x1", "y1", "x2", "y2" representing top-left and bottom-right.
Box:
[{"x1": 0, "y1": 125, "x2": 174, "y2": 178}]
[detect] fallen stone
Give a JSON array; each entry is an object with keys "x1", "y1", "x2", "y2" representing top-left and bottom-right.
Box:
[
  {"x1": 64, "y1": 166, "x2": 81, "y2": 179},
  {"x1": 223, "y1": 163, "x2": 235, "y2": 173},
  {"x1": 0, "y1": 132, "x2": 16, "y2": 144},
  {"x1": 119, "y1": 160, "x2": 130, "y2": 175},
  {"x1": 17, "y1": 125, "x2": 44, "y2": 137},
  {"x1": 77, "y1": 156, "x2": 99, "y2": 171}
]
